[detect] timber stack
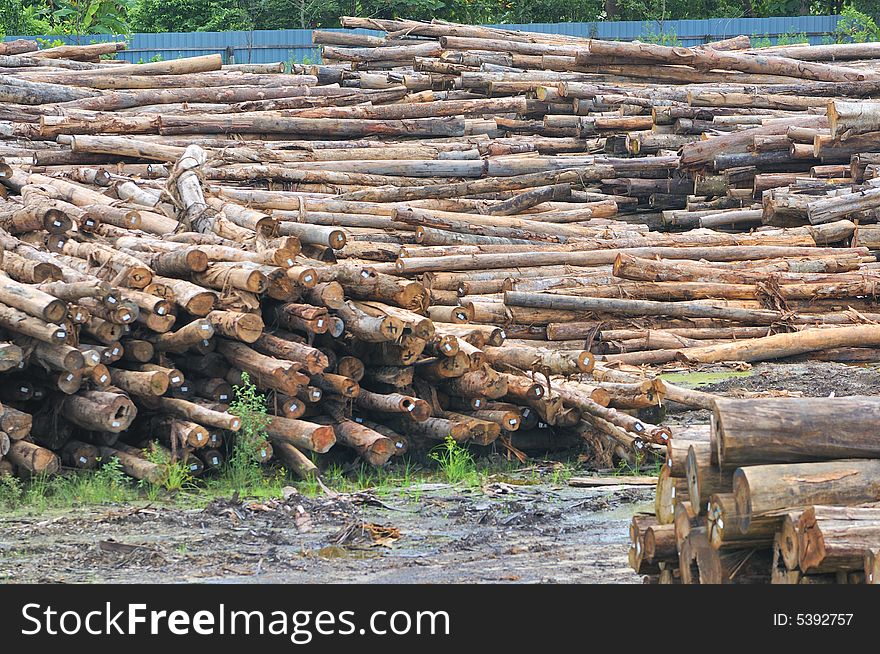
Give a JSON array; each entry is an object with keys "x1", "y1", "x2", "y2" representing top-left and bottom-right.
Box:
[
  {"x1": 0, "y1": 17, "x2": 879, "y2": 532},
  {"x1": 631, "y1": 396, "x2": 880, "y2": 584}
]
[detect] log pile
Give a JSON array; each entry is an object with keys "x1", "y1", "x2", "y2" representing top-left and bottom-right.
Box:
[
  {"x1": 0, "y1": 18, "x2": 880, "y2": 517},
  {"x1": 631, "y1": 396, "x2": 880, "y2": 584}
]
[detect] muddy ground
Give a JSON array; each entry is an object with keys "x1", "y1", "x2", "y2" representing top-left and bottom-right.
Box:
[
  {"x1": 0, "y1": 482, "x2": 652, "y2": 584},
  {"x1": 2, "y1": 360, "x2": 879, "y2": 584}
]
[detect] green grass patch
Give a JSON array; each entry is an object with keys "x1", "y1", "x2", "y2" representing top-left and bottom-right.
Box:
[
  {"x1": 429, "y1": 435, "x2": 479, "y2": 486},
  {"x1": 659, "y1": 370, "x2": 752, "y2": 388},
  {"x1": 0, "y1": 458, "x2": 139, "y2": 513},
  {"x1": 0, "y1": 377, "x2": 586, "y2": 514}
]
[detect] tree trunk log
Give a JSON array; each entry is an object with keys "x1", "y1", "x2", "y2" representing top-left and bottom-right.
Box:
[
  {"x1": 714, "y1": 397, "x2": 880, "y2": 467},
  {"x1": 733, "y1": 460, "x2": 880, "y2": 532}
]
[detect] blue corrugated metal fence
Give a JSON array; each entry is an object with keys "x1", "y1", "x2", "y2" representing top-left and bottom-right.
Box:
[{"x1": 6, "y1": 15, "x2": 844, "y2": 65}]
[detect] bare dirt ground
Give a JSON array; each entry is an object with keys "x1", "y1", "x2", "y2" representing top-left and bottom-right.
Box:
[
  {"x1": 0, "y1": 482, "x2": 651, "y2": 584},
  {"x1": 2, "y1": 361, "x2": 878, "y2": 585}
]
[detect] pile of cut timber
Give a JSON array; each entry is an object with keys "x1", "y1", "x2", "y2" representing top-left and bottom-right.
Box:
[
  {"x1": 1, "y1": 20, "x2": 880, "y2": 503},
  {"x1": 631, "y1": 396, "x2": 880, "y2": 584}
]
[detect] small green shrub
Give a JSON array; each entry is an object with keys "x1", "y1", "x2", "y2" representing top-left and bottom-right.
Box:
[
  {"x1": 834, "y1": 6, "x2": 880, "y2": 44},
  {"x1": 0, "y1": 474, "x2": 24, "y2": 510},
  {"x1": 224, "y1": 371, "x2": 271, "y2": 490},
  {"x1": 36, "y1": 37, "x2": 65, "y2": 48},
  {"x1": 143, "y1": 444, "x2": 196, "y2": 492},
  {"x1": 429, "y1": 435, "x2": 477, "y2": 485},
  {"x1": 751, "y1": 33, "x2": 773, "y2": 49},
  {"x1": 776, "y1": 31, "x2": 809, "y2": 46},
  {"x1": 640, "y1": 25, "x2": 681, "y2": 47}
]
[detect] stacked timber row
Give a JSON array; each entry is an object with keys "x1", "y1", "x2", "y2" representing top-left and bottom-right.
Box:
[
  {"x1": 299, "y1": 18, "x2": 880, "y2": 370},
  {"x1": 1, "y1": 20, "x2": 880, "y2": 485},
  {"x1": 630, "y1": 397, "x2": 880, "y2": 584}
]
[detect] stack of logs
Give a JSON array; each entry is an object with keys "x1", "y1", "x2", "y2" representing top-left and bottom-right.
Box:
[
  {"x1": 630, "y1": 396, "x2": 880, "y2": 584},
  {"x1": 1, "y1": 18, "x2": 880, "y2": 513}
]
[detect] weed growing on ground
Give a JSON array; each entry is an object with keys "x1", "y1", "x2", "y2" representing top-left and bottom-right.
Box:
[
  {"x1": 612, "y1": 452, "x2": 663, "y2": 477},
  {"x1": 299, "y1": 475, "x2": 322, "y2": 497},
  {"x1": 613, "y1": 452, "x2": 646, "y2": 477},
  {"x1": 549, "y1": 462, "x2": 577, "y2": 485},
  {"x1": 0, "y1": 474, "x2": 24, "y2": 510},
  {"x1": 429, "y1": 435, "x2": 478, "y2": 485},
  {"x1": 143, "y1": 444, "x2": 196, "y2": 493},
  {"x1": 0, "y1": 458, "x2": 137, "y2": 512},
  {"x1": 224, "y1": 371, "x2": 271, "y2": 491}
]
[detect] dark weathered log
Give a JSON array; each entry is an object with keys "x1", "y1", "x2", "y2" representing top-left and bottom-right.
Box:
[
  {"x1": 60, "y1": 440, "x2": 99, "y2": 470},
  {"x1": 733, "y1": 460, "x2": 880, "y2": 532},
  {"x1": 59, "y1": 386, "x2": 132, "y2": 427},
  {"x1": 714, "y1": 397, "x2": 880, "y2": 467}
]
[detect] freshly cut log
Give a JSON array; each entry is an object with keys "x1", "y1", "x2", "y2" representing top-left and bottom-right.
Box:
[
  {"x1": 679, "y1": 325, "x2": 880, "y2": 364},
  {"x1": 828, "y1": 100, "x2": 880, "y2": 140},
  {"x1": 797, "y1": 505, "x2": 880, "y2": 574},
  {"x1": 266, "y1": 416, "x2": 336, "y2": 453},
  {"x1": 152, "y1": 397, "x2": 241, "y2": 431},
  {"x1": 586, "y1": 39, "x2": 875, "y2": 83},
  {"x1": 314, "y1": 415, "x2": 395, "y2": 466},
  {"x1": 7, "y1": 440, "x2": 59, "y2": 475},
  {"x1": 706, "y1": 493, "x2": 777, "y2": 550},
  {"x1": 0, "y1": 407, "x2": 32, "y2": 440},
  {"x1": 272, "y1": 440, "x2": 318, "y2": 480},
  {"x1": 686, "y1": 444, "x2": 730, "y2": 515},
  {"x1": 147, "y1": 417, "x2": 209, "y2": 450},
  {"x1": 866, "y1": 548, "x2": 880, "y2": 584},
  {"x1": 643, "y1": 524, "x2": 677, "y2": 563},
  {"x1": 99, "y1": 445, "x2": 164, "y2": 484}
]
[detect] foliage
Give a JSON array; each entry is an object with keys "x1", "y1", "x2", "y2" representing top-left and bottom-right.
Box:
[
  {"x1": 0, "y1": 458, "x2": 137, "y2": 512},
  {"x1": 612, "y1": 450, "x2": 664, "y2": 476},
  {"x1": 751, "y1": 33, "x2": 773, "y2": 48},
  {"x1": 32, "y1": 0, "x2": 128, "y2": 36},
  {"x1": 1, "y1": 0, "x2": 128, "y2": 37},
  {"x1": 429, "y1": 435, "x2": 477, "y2": 485},
  {"x1": 225, "y1": 371, "x2": 271, "y2": 490},
  {"x1": 118, "y1": 0, "x2": 880, "y2": 33},
  {"x1": 613, "y1": 452, "x2": 645, "y2": 476},
  {"x1": 0, "y1": 473, "x2": 24, "y2": 510},
  {"x1": 143, "y1": 444, "x2": 197, "y2": 492},
  {"x1": 640, "y1": 24, "x2": 681, "y2": 46},
  {"x1": 752, "y1": 30, "x2": 809, "y2": 47},
  {"x1": 94, "y1": 455, "x2": 129, "y2": 489},
  {"x1": 776, "y1": 30, "x2": 809, "y2": 44},
  {"x1": 832, "y1": 4, "x2": 880, "y2": 42},
  {"x1": 0, "y1": 0, "x2": 52, "y2": 35},
  {"x1": 129, "y1": 0, "x2": 253, "y2": 32},
  {"x1": 4, "y1": 0, "x2": 873, "y2": 44}
]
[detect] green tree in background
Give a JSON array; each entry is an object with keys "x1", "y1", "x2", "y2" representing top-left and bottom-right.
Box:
[
  {"x1": 129, "y1": 0, "x2": 251, "y2": 32},
  {"x1": 2, "y1": 0, "x2": 878, "y2": 36},
  {"x1": 0, "y1": 0, "x2": 51, "y2": 34},
  {"x1": 1, "y1": 0, "x2": 129, "y2": 35}
]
